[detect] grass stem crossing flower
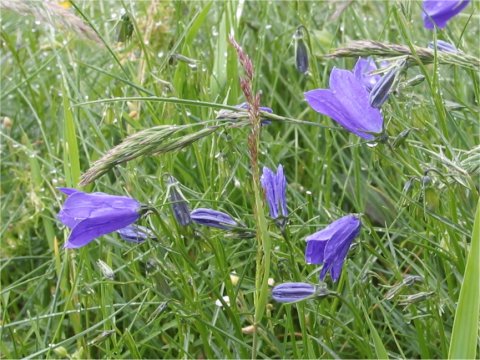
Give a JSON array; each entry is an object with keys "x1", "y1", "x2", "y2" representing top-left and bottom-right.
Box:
[{"x1": 353, "y1": 57, "x2": 380, "y2": 92}]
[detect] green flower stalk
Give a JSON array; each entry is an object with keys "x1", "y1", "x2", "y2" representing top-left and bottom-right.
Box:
[{"x1": 229, "y1": 36, "x2": 272, "y2": 358}]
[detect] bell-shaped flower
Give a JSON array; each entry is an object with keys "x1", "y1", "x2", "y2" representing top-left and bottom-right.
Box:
[
  {"x1": 305, "y1": 68, "x2": 383, "y2": 140},
  {"x1": 190, "y1": 208, "x2": 238, "y2": 230},
  {"x1": 117, "y1": 224, "x2": 156, "y2": 243},
  {"x1": 57, "y1": 187, "x2": 141, "y2": 248},
  {"x1": 260, "y1": 164, "x2": 288, "y2": 220},
  {"x1": 305, "y1": 214, "x2": 361, "y2": 282},
  {"x1": 422, "y1": 0, "x2": 470, "y2": 29}
]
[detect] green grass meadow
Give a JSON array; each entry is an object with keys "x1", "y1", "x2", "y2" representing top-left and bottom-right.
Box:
[{"x1": 1, "y1": 0, "x2": 479, "y2": 358}]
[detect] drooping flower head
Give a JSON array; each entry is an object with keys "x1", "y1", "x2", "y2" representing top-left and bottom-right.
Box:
[
  {"x1": 305, "y1": 67, "x2": 383, "y2": 140},
  {"x1": 117, "y1": 224, "x2": 156, "y2": 243},
  {"x1": 261, "y1": 164, "x2": 288, "y2": 221},
  {"x1": 422, "y1": 0, "x2": 470, "y2": 29},
  {"x1": 305, "y1": 214, "x2": 361, "y2": 282},
  {"x1": 190, "y1": 208, "x2": 238, "y2": 230},
  {"x1": 57, "y1": 188, "x2": 141, "y2": 248}
]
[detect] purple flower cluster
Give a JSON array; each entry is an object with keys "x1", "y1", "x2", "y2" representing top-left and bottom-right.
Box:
[
  {"x1": 271, "y1": 213, "x2": 361, "y2": 303},
  {"x1": 257, "y1": 164, "x2": 362, "y2": 303}
]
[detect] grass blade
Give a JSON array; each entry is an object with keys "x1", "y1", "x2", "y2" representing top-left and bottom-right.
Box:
[{"x1": 448, "y1": 198, "x2": 480, "y2": 359}]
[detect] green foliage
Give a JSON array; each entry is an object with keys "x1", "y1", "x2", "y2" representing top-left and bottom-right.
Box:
[{"x1": 1, "y1": 1, "x2": 479, "y2": 358}]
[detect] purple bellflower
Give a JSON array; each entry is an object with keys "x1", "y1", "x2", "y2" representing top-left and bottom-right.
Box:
[
  {"x1": 190, "y1": 208, "x2": 238, "y2": 230},
  {"x1": 305, "y1": 67, "x2": 383, "y2": 140},
  {"x1": 422, "y1": 0, "x2": 470, "y2": 30},
  {"x1": 353, "y1": 57, "x2": 381, "y2": 92},
  {"x1": 57, "y1": 188, "x2": 141, "y2": 248},
  {"x1": 305, "y1": 214, "x2": 361, "y2": 282},
  {"x1": 117, "y1": 224, "x2": 156, "y2": 243},
  {"x1": 261, "y1": 165, "x2": 288, "y2": 221},
  {"x1": 272, "y1": 282, "x2": 316, "y2": 303}
]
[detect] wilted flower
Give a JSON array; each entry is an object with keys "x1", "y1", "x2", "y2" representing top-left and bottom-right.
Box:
[
  {"x1": 305, "y1": 68, "x2": 383, "y2": 140},
  {"x1": 166, "y1": 175, "x2": 191, "y2": 226},
  {"x1": 428, "y1": 40, "x2": 458, "y2": 53},
  {"x1": 190, "y1": 208, "x2": 238, "y2": 230},
  {"x1": 260, "y1": 165, "x2": 288, "y2": 221},
  {"x1": 353, "y1": 57, "x2": 381, "y2": 92},
  {"x1": 117, "y1": 224, "x2": 156, "y2": 243},
  {"x1": 271, "y1": 282, "x2": 316, "y2": 303},
  {"x1": 305, "y1": 214, "x2": 361, "y2": 282},
  {"x1": 57, "y1": 188, "x2": 141, "y2": 248},
  {"x1": 422, "y1": 0, "x2": 470, "y2": 29}
]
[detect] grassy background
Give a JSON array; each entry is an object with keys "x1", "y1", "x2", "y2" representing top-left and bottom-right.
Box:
[{"x1": 1, "y1": 0, "x2": 479, "y2": 358}]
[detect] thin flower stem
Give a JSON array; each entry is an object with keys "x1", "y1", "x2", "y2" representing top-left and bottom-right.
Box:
[
  {"x1": 229, "y1": 36, "x2": 272, "y2": 359},
  {"x1": 280, "y1": 226, "x2": 302, "y2": 281}
]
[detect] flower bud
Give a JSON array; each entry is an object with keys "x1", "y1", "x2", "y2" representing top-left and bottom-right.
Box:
[
  {"x1": 294, "y1": 26, "x2": 309, "y2": 74},
  {"x1": 271, "y1": 282, "x2": 316, "y2": 303},
  {"x1": 167, "y1": 176, "x2": 191, "y2": 226},
  {"x1": 191, "y1": 208, "x2": 238, "y2": 230},
  {"x1": 117, "y1": 224, "x2": 156, "y2": 243},
  {"x1": 428, "y1": 40, "x2": 458, "y2": 53},
  {"x1": 369, "y1": 59, "x2": 406, "y2": 108}
]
